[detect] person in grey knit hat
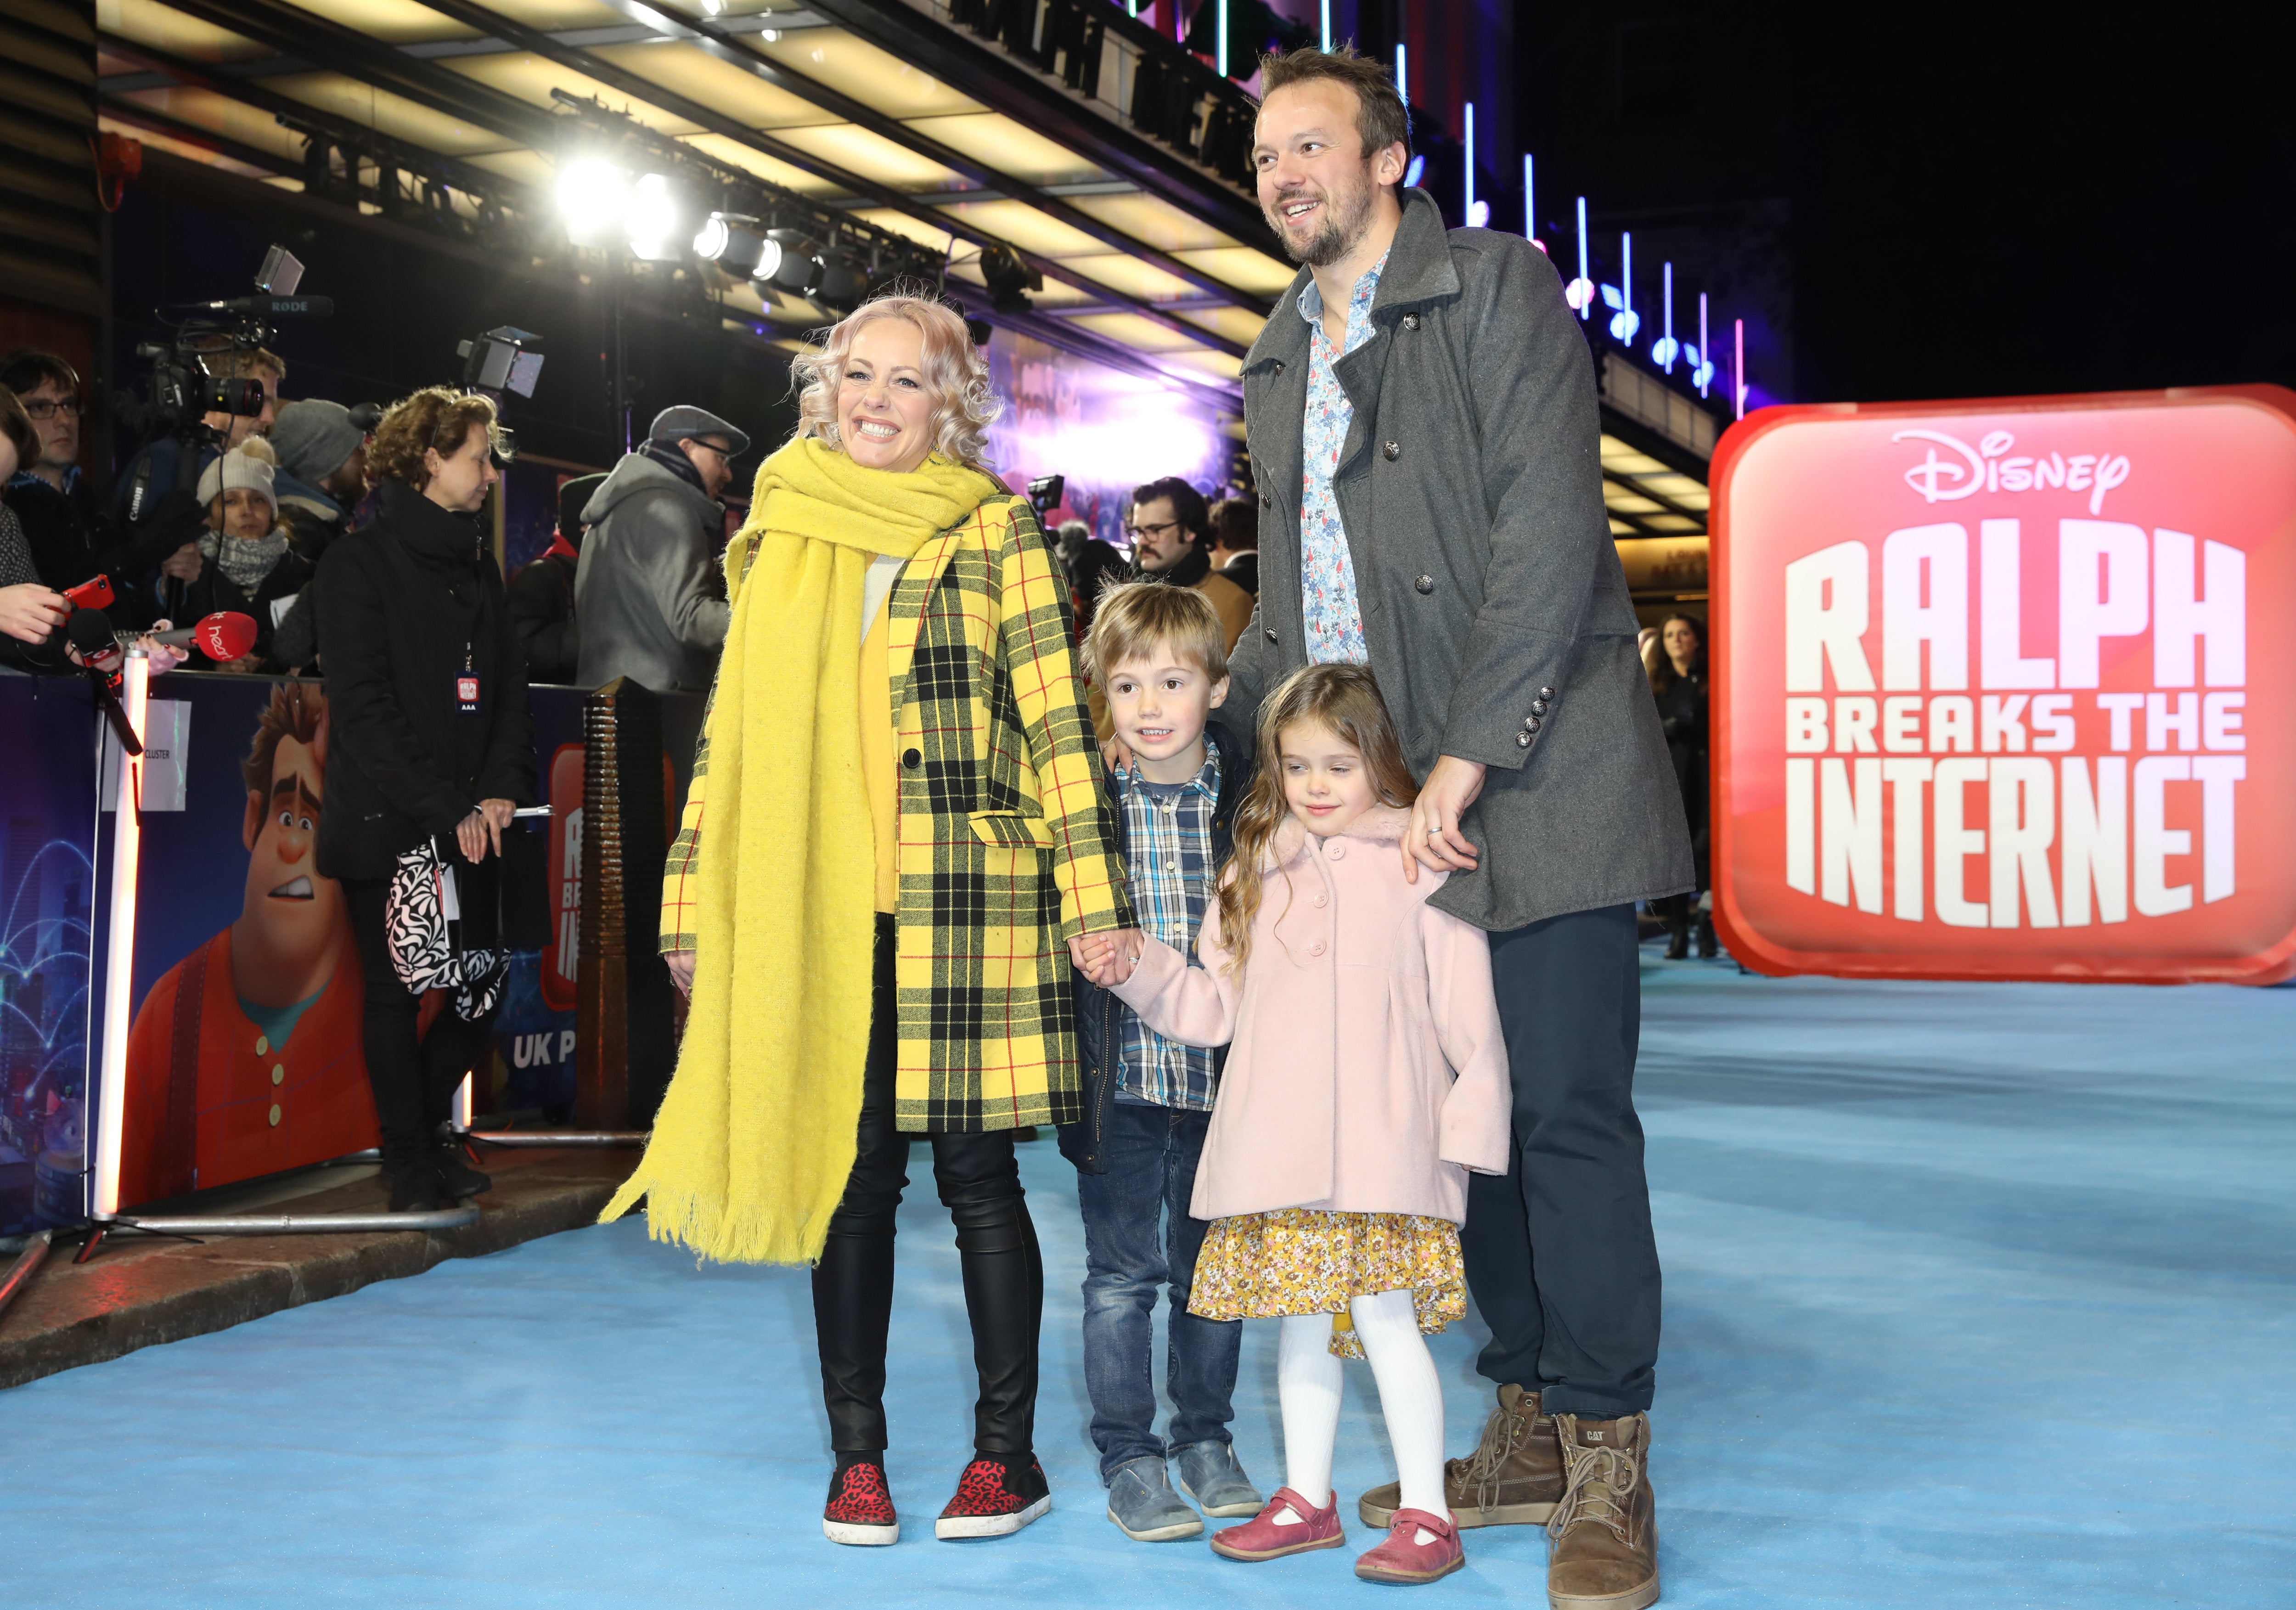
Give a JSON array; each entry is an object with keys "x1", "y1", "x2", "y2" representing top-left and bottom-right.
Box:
[
  {"x1": 574, "y1": 405, "x2": 748, "y2": 692},
  {"x1": 270, "y1": 400, "x2": 371, "y2": 535},
  {"x1": 267, "y1": 399, "x2": 374, "y2": 672}
]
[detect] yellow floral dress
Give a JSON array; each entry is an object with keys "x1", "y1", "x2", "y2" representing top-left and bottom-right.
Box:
[{"x1": 1189, "y1": 1208, "x2": 1466, "y2": 1360}]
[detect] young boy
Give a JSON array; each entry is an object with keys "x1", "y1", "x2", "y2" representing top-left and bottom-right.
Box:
[{"x1": 1061, "y1": 580, "x2": 1263, "y2": 1543}]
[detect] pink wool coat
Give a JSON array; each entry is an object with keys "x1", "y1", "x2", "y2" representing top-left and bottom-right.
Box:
[{"x1": 1109, "y1": 805, "x2": 1513, "y2": 1223}]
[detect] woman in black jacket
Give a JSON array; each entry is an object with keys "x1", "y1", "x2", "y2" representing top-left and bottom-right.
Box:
[
  {"x1": 315, "y1": 388, "x2": 534, "y2": 1210},
  {"x1": 1644, "y1": 613, "x2": 1711, "y2": 957}
]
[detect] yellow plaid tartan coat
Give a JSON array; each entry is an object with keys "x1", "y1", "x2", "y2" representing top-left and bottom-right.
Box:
[{"x1": 661, "y1": 492, "x2": 1135, "y2": 1131}]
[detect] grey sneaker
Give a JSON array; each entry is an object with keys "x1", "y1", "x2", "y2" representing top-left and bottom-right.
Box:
[
  {"x1": 1107, "y1": 1458, "x2": 1204, "y2": 1542},
  {"x1": 1171, "y1": 1439, "x2": 1265, "y2": 1518}
]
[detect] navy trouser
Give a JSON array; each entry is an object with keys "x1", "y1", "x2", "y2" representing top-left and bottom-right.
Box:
[
  {"x1": 1462, "y1": 902, "x2": 1662, "y2": 1419},
  {"x1": 1074, "y1": 1100, "x2": 1241, "y2": 1479}
]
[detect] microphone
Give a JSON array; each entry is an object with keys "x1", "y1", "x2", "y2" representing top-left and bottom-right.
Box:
[
  {"x1": 147, "y1": 611, "x2": 258, "y2": 663},
  {"x1": 69, "y1": 609, "x2": 143, "y2": 757},
  {"x1": 176, "y1": 295, "x2": 335, "y2": 319},
  {"x1": 68, "y1": 607, "x2": 118, "y2": 664}
]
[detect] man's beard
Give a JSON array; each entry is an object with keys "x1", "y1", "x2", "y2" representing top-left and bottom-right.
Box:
[{"x1": 1267, "y1": 177, "x2": 1375, "y2": 267}]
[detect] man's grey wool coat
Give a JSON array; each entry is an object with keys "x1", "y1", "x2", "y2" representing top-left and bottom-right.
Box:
[{"x1": 1224, "y1": 186, "x2": 1695, "y2": 933}]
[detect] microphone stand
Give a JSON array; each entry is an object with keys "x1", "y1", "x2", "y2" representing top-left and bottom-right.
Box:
[{"x1": 86, "y1": 662, "x2": 143, "y2": 759}]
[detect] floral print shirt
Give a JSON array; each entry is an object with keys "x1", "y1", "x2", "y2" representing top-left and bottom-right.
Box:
[{"x1": 1296, "y1": 251, "x2": 1389, "y2": 664}]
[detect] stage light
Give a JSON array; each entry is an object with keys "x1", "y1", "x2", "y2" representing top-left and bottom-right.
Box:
[
  {"x1": 626, "y1": 172, "x2": 681, "y2": 260},
  {"x1": 693, "y1": 212, "x2": 766, "y2": 276},
  {"x1": 763, "y1": 227, "x2": 822, "y2": 293},
  {"x1": 1216, "y1": 0, "x2": 1228, "y2": 76},
  {"x1": 1319, "y1": 0, "x2": 1330, "y2": 49},
  {"x1": 1524, "y1": 153, "x2": 1543, "y2": 251},
  {"x1": 979, "y1": 242, "x2": 1041, "y2": 315},
  {"x1": 1651, "y1": 261, "x2": 1679, "y2": 372},
  {"x1": 1395, "y1": 43, "x2": 1407, "y2": 104},
  {"x1": 813, "y1": 248, "x2": 866, "y2": 306},
  {"x1": 557, "y1": 156, "x2": 629, "y2": 248},
  {"x1": 1564, "y1": 195, "x2": 1594, "y2": 315},
  {"x1": 1604, "y1": 231, "x2": 1639, "y2": 343},
  {"x1": 1403, "y1": 154, "x2": 1425, "y2": 190}
]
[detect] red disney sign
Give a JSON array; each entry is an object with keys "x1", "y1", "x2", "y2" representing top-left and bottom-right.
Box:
[{"x1": 1710, "y1": 386, "x2": 2296, "y2": 983}]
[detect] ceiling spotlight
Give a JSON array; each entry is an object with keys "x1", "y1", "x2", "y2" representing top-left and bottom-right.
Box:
[
  {"x1": 763, "y1": 227, "x2": 822, "y2": 294},
  {"x1": 626, "y1": 172, "x2": 681, "y2": 260},
  {"x1": 812, "y1": 248, "x2": 866, "y2": 306},
  {"x1": 978, "y1": 243, "x2": 1041, "y2": 316},
  {"x1": 557, "y1": 156, "x2": 629, "y2": 248},
  {"x1": 693, "y1": 212, "x2": 767, "y2": 276}
]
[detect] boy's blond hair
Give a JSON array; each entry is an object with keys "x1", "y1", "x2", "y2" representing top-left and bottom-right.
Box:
[{"x1": 1083, "y1": 579, "x2": 1229, "y2": 684}]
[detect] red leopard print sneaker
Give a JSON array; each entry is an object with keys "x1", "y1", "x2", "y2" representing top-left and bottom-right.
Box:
[
  {"x1": 823, "y1": 1458, "x2": 899, "y2": 1546},
  {"x1": 934, "y1": 1452, "x2": 1052, "y2": 1540}
]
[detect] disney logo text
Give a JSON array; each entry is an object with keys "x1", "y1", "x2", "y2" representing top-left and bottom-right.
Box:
[{"x1": 1894, "y1": 428, "x2": 2131, "y2": 516}]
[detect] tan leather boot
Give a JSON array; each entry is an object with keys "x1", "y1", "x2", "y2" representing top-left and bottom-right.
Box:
[
  {"x1": 1358, "y1": 1383, "x2": 1563, "y2": 1528},
  {"x1": 1546, "y1": 1413, "x2": 1659, "y2": 1610}
]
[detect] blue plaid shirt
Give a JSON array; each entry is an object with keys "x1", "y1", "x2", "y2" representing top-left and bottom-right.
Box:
[{"x1": 1111, "y1": 745, "x2": 1222, "y2": 1111}]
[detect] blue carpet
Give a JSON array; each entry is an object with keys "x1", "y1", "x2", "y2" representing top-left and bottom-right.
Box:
[{"x1": 6, "y1": 963, "x2": 2292, "y2": 1608}]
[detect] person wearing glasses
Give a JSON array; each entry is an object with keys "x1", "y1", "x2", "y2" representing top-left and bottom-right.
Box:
[
  {"x1": 1, "y1": 351, "x2": 106, "y2": 597},
  {"x1": 574, "y1": 405, "x2": 748, "y2": 693},
  {"x1": 1123, "y1": 476, "x2": 1254, "y2": 653}
]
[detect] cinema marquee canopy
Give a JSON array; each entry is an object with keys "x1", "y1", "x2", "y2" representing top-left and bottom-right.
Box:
[{"x1": 1710, "y1": 386, "x2": 2296, "y2": 985}]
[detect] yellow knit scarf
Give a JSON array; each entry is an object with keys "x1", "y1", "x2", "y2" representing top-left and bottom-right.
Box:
[{"x1": 601, "y1": 437, "x2": 1001, "y2": 1264}]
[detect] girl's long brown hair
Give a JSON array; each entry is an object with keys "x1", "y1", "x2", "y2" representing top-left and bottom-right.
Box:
[{"x1": 1216, "y1": 664, "x2": 1419, "y2": 975}]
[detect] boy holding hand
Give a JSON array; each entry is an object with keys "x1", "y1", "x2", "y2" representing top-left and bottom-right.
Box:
[{"x1": 1062, "y1": 581, "x2": 1262, "y2": 1542}]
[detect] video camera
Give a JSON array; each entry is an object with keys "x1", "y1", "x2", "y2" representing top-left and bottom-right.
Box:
[{"x1": 120, "y1": 246, "x2": 332, "y2": 446}]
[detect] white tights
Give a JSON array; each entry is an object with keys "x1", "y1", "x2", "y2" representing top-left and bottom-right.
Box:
[{"x1": 1273, "y1": 1288, "x2": 1448, "y2": 1529}]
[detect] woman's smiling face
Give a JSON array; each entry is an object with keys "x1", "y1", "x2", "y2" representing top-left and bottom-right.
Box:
[{"x1": 837, "y1": 316, "x2": 935, "y2": 475}]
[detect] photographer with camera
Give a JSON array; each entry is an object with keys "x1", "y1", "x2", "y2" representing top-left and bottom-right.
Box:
[{"x1": 114, "y1": 344, "x2": 284, "y2": 530}]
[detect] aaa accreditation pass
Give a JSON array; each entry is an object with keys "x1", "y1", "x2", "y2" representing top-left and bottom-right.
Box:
[{"x1": 1708, "y1": 386, "x2": 2296, "y2": 984}]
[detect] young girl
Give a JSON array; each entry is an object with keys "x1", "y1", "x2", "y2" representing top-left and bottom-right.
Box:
[{"x1": 1079, "y1": 663, "x2": 1511, "y2": 1585}]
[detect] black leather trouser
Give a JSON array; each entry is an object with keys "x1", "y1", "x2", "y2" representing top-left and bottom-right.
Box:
[{"x1": 811, "y1": 915, "x2": 1045, "y2": 1457}]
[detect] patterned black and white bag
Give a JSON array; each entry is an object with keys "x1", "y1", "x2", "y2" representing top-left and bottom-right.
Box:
[{"x1": 384, "y1": 838, "x2": 506, "y2": 1020}]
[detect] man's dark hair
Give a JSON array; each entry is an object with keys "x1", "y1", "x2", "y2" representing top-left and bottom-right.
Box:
[
  {"x1": 1208, "y1": 495, "x2": 1257, "y2": 553},
  {"x1": 0, "y1": 350, "x2": 80, "y2": 399},
  {"x1": 1131, "y1": 475, "x2": 1210, "y2": 543},
  {"x1": 1256, "y1": 44, "x2": 1412, "y2": 163}
]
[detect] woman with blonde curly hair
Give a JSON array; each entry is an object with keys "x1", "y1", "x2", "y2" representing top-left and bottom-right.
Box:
[
  {"x1": 603, "y1": 292, "x2": 1140, "y2": 1545},
  {"x1": 315, "y1": 386, "x2": 533, "y2": 1210}
]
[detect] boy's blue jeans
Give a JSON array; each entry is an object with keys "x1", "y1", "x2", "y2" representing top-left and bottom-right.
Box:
[{"x1": 1074, "y1": 1100, "x2": 1241, "y2": 1480}]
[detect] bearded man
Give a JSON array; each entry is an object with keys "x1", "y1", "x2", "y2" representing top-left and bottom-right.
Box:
[{"x1": 1216, "y1": 45, "x2": 1693, "y2": 1610}]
